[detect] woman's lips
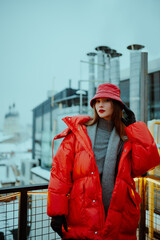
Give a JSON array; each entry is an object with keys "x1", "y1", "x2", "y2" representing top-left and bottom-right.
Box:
[{"x1": 99, "y1": 109, "x2": 105, "y2": 113}]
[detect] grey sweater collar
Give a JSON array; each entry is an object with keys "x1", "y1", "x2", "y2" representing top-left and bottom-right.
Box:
[{"x1": 87, "y1": 118, "x2": 113, "y2": 148}]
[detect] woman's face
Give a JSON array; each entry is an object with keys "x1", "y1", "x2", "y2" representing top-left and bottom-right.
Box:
[{"x1": 95, "y1": 98, "x2": 113, "y2": 121}]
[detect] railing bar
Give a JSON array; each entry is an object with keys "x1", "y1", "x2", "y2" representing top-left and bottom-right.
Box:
[
  {"x1": 0, "y1": 184, "x2": 48, "y2": 194},
  {"x1": 42, "y1": 194, "x2": 43, "y2": 240},
  {"x1": 146, "y1": 175, "x2": 160, "y2": 181},
  {"x1": 5, "y1": 199, "x2": 7, "y2": 239},
  {"x1": 0, "y1": 193, "x2": 19, "y2": 201},
  {"x1": 18, "y1": 190, "x2": 28, "y2": 240},
  {"x1": 13, "y1": 198, "x2": 15, "y2": 238},
  {"x1": 31, "y1": 193, "x2": 34, "y2": 240},
  {"x1": 139, "y1": 177, "x2": 146, "y2": 240},
  {"x1": 28, "y1": 191, "x2": 48, "y2": 195},
  {"x1": 29, "y1": 194, "x2": 32, "y2": 240},
  {"x1": 35, "y1": 193, "x2": 37, "y2": 238}
]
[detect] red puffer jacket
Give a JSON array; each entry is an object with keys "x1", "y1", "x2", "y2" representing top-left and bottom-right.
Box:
[{"x1": 47, "y1": 115, "x2": 160, "y2": 240}]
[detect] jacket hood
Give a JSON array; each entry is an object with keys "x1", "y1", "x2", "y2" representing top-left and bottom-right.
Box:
[
  {"x1": 53, "y1": 115, "x2": 94, "y2": 160},
  {"x1": 53, "y1": 115, "x2": 91, "y2": 141},
  {"x1": 62, "y1": 115, "x2": 91, "y2": 127}
]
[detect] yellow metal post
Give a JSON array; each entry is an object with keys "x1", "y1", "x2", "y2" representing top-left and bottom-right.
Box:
[
  {"x1": 147, "y1": 120, "x2": 160, "y2": 239},
  {"x1": 148, "y1": 170, "x2": 154, "y2": 239},
  {"x1": 139, "y1": 177, "x2": 146, "y2": 240}
]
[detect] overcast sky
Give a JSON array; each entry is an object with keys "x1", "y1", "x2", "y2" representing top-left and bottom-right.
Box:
[{"x1": 0, "y1": 0, "x2": 160, "y2": 128}]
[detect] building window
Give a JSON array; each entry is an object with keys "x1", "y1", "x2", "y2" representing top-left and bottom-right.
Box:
[{"x1": 148, "y1": 71, "x2": 160, "y2": 120}]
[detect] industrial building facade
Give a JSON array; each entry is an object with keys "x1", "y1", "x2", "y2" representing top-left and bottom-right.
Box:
[
  {"x1": 32, "y1": 67, "x2": 160, "y2": 170},
  {"x1": 120, "y1": 69, "x2": 160, "y2": 120}
]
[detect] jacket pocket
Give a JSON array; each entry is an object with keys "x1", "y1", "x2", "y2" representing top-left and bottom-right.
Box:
[
  {"x1": 120, "y1": 186, "x2": 141, "y2": 234},
  {"x1": 128, "y1": 186, "x2": 141, "y2": 207},
  {"x1": 126, "y1": 186, "x2": 141, "y2": 218}
]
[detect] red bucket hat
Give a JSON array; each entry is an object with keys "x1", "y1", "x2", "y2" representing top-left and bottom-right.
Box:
[{"x1": 90, "y1": 83, "x2": 124, "y2": 107}]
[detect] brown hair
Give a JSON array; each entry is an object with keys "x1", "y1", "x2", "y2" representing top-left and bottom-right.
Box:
[{"x1": 85, "y1": 99, "x2": 126, "y2": 140}]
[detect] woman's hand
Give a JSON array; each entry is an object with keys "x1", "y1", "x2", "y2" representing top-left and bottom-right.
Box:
[
  {"x1": 51, "y1": 215, "x2": 68, "y2": 238},
  {"x1": 121, "y1": 104, "x2": 136, "y2": 126}
]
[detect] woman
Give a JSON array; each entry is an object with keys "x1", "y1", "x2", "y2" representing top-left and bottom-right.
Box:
[{"x1": 47, "y1": 83, "x2": 160, "y2": 240}]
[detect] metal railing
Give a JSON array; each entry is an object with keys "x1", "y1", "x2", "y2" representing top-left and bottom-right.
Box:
[
  {"x1": 135, "y1": 176, "x2": 160, "y2": 239},
  {"x1": 0, "y1": 184, "x2": 60, "y2": 240},
  {"x1": 0, "y1": 176, "x2": 160, "y2": 240}
]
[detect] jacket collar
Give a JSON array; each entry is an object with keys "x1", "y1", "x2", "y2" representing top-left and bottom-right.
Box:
[
  {"x1": 62, "y1": 115, "x2": 91, "y2": 126},
  {"x1": 62, "y1": 115, "x2": 94, "y2": 158}
]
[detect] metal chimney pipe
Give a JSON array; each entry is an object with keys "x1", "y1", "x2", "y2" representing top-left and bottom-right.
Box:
[
  {"x1": 104, "y1": 54, "x2": 110, "y2": 83},
  {"x1": 87, "y1": 52, "x2": 97, "y2": 115},
  {"x1": 95, "y1": 46, "x2": 111, "y2": 86},
  {"x1": 110, "y1": 52, "x2": 122, "y2": 87},
  {"x1": 140, "y1": 52, "x2": 148, "y2": 123},
  {"x1": 68, "y1": 79, "x2": 72, "y2": 88},
  {"x1": 103, "y1": 47, "x2": 113, "y2": 83},
  {"x1": 127, "y1": 44, "x2": 148, "y2": 122}
]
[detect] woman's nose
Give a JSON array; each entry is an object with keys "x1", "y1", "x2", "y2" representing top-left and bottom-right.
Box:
[{"x1": 99, "y1": 101, "x2": 104, "y2": 107}]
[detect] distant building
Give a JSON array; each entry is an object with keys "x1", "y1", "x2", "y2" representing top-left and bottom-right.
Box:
[
  {"x1": 32, "y1": 87, "x2": 88, "y2": 172},
  {"x1": 3, "y1": 103, "x2": 21, "y2": 140}
]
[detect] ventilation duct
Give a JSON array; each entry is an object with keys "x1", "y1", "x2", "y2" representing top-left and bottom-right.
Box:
[
  {"x1": 127, "y1": 44, "x2": 148, "y2": 122},
  {"x1": 95, "y1": 46, "x2": 111, "y2": 86},
  {"x1": 110, "y1": 52, "x2": 122, "y2": 87},
  {"x1": 87, "y1": 52, "x2": 97, "y2": 114}
]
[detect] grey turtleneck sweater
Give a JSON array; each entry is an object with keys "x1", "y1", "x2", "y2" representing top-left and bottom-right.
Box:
[{"x1": 87, "y1": 118, "x2": 114, "y2": 176}]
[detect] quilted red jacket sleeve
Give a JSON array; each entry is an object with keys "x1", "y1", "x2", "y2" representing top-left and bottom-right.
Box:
[
  {"x1": 125, "y1": 121, "x2": 160, "y2": 177},
  {"x1": 47, "y1": 132, "x2": 75, "y2": 217}
]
